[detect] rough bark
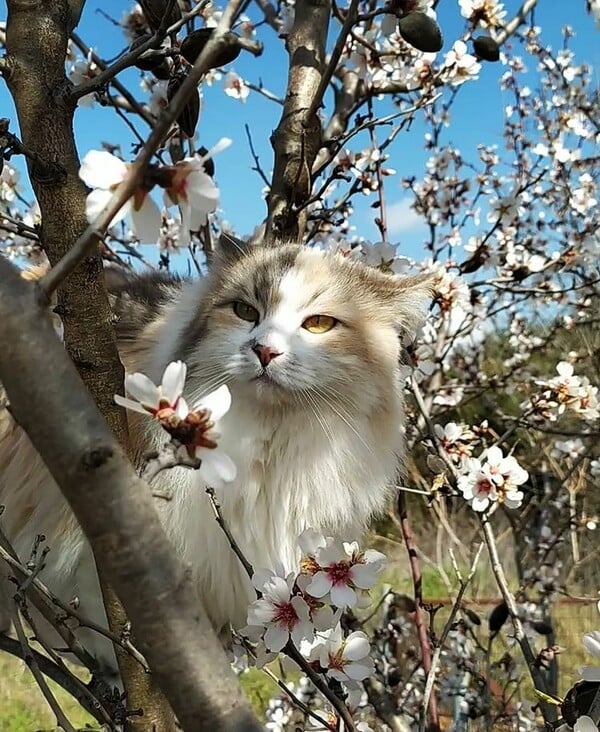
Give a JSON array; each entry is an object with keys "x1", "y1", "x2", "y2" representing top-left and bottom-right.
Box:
[
  {"x1": 0, "y1": 257, "x2": 262, "y2": 732},
  {"x1": 265, "y1": 0, "x2": 331, "y2": 242},
  {"x1": 4, "y1": 2, "x2": 171, "y2": 727}
]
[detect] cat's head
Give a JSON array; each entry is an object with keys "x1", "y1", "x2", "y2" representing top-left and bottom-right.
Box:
[{"x1": 181, "y1": 237, "x2": 433, "y2": 415}]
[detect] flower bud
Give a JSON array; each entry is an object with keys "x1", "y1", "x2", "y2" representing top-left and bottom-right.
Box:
[{"x1": 398, "y1": 12, "x2": 443, "y2": 53}]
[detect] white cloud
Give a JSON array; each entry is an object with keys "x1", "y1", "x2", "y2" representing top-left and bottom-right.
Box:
[{"x1": 386, "y1": 199, "x2": 424, "y2": 235}]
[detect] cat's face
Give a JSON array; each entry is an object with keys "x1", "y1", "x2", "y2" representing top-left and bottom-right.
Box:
[{"x1": 182, "y1": 242, "x2": 431, "y2": 414}]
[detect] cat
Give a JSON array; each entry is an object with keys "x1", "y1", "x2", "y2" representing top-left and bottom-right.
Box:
[{"x1": 0, "y1": 236, "x2": 432, "y2": 680}]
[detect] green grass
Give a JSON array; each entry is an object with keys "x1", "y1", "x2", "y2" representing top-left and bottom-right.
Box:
[{"x1": 0, "y1": 652, "x2": 94, "y2": 732}]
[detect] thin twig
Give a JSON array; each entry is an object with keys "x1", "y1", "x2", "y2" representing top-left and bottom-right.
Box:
[
  {"x1": 11, "y1": 605, "x2": 77, "y2": 732},
  {"x1": 68, "y1": 0, "x2": 208, "y2": 103},
  {"x1": 244, "y1": 123, "x2": 271, "y2": 187},
  {"x1": 284, "y1": 640, "x2": 357, "y2": 732},
  {"x1": 235, "y1": 633, "x2": 336, "y2": 731},
  {"x1": 18, "y1": 600, "x2": 116, "y2": 728},
  {"x1": 481, "y1": 515, "x2": 557, "y2": 725},
  {"x1": 421, "y1": 543, "x2": 484, "y2": 726},
  {"x1": 205, "y1": 490, "x2": 357, "y2": 730},
  {"x1": 0, "y1": 537, "x2": 149, "y2": 673},
  {"x1": 70, "y1": 33, "x2": 154, "y2": 126},
  {"x1": 0, "y1": 632, "x2": 110, "y2": 725},
  {"x1": 205, "y1": 487, "x2": 255, "y2": 580},
  {"x1": 396, "y1": 489, "x2": 440, "y2": 730},
  {"x1": 495, "y1": 0, "x2": 539, "y2": 44}
]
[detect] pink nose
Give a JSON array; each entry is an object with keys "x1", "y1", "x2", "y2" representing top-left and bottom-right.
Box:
[{"x1": 252, "y1": 344, "x2": 282, "y2": 368}]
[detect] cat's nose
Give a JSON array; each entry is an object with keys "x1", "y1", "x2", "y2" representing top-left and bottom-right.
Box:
[{"x1": 252, "y1": 343, "x2": 282, "y2": 368}]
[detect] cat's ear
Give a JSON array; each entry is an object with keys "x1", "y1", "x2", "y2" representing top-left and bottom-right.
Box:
[
  {"x1": 393, "y1": 272, "x2": 436, "y2": 336},
  {"x1": 371, "y1": 270, "x2": 435, "y2": 337},
  {"x1": 215, "y1": 232, "x2": 252, "y2": 262}
]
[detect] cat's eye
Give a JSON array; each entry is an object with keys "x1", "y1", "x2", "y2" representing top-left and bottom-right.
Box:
[
  {"x1": 302, "y1": 315, "x2": 338, "y2": 334},
  {"x1": 232, "y1": 301, "x2": 259, "y2": 323}
]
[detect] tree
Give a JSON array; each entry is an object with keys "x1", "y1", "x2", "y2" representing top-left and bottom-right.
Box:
[{"x1": 0, "y1": 0, "x2": 598, "y2": 730}]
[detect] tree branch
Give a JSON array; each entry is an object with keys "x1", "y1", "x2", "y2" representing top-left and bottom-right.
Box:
[
  {"x1": 66, "y1": 0, "x2": 209, "y2": 104},
  {"x1": 480, "y1": 515, "x2": 557, "y2": 725},
  {"x1": 265, "y1": 0, "x2": 331, "y2": 241},
  {"x1": 304, "y1": 0, "x2": 360, "y2": 126},
  {"x1": 69, "y1": 32, "x2": 155, "y2": 127},
  {"x1": 11, "y1": 605, "x2": 77, "y2": 732},
  {"x1": 396, "y1": 490, "x2": 440, "y2": 731},
  {"x1": 0, "y1": 255, "x2": 261, "y2": 732}
]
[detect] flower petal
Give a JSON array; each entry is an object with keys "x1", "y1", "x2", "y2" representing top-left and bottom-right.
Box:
[
  {"x1": 114, "y1": 394, "x2": 151, "y2": 415},
  {"x1": 131, "y1": 194, "x2": 163, "y2": 244},
  {"x1": 298, "y1": 528, "x2": 327, "y2": 556},
  {"x1": 350, "y1": 563, "x2": 379, "y2": 590},
  {"x1": 197, "y1": 449, "x2": 237, "y2": 488},
  {"x1": 574, "y1": 716, "x2": 599, "y2": 732},
  {"x1": 344, "y1": 660, "x2": 374, "y2": 681},
  {"x1": 305, "y1": 571, "x2": 333, "y2": 599},
  {"x1": 199, "y1": 448, "x2": 237, "y2": 483},
  {"x1": 124, "y1": 373, "x2": 161, "y2": 406},
  {"x1": 79, "y1": 150, "x2": 127, "y2": 189},
  {"x1": 264, "y1": 623, "x2": 288, "y2": 652},
  {"x1": 195, "y1": 384, "x2": 232, "y2": 421},
  {"x1": 330, "y1": 582, "x2": 357, "y2": 608},
  {"x1": 175, "y1": 396, "x2": 190, "y2": 419},
  {"x1": 247, "y1": 599, "x2": 276, "y2": 626},
  {"x1": 342, "y1": 632, "x2": 370, "y2": 661},
  {"x1": 85, "y1": 188, "x2": 130, "y2": 227},
  {"x1": 583, "y1": 631, "x2": 600, "y2": 659},
  {"x1": 161, "y1": 361, "x2": 187, "y2": 406},
  {"x1": 199, "y1": 137, "x2": 232, "y2": 164}
]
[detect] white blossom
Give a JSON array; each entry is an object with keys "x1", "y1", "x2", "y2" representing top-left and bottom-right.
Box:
[
  {"x1": 247, "y1": 569, "x2": 314, "y2": 652},
  {"x1": 115, "y1": 362, "x2": 236, "y2": 489},
  {"x1": 458, "y1": 446, "x2": 528, "y2": 512},
  {"x1": 223, "y1": 71, "x2": 250, "y2": 102},
  {"x1": 304, "y1": 538, "x2": 386, "y2": 608},
  {"x1": 164, "y1": 139, "x2": 231, "y2": 242},
  {"x1": 79, "y1": 150, "x2": 162, "y2": 243},
  {"x1": 311, "y1": 626, "x2": 374, "y2": 682}
]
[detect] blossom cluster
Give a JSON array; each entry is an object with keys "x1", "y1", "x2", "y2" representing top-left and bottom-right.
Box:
[
  {"x1": 243, "y1": 530, "x2": 385, "y2": 676},
  {"x1": 456, "y1": 445, "x2": 529, "y2": 512},
  {"x1": 529, "y1": 361, "x2": 600, "y2": 423}
]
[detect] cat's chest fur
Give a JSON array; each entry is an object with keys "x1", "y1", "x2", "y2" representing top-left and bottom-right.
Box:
[{"x1": 148, "y1": 388, "x2": 401, "y2": 630}]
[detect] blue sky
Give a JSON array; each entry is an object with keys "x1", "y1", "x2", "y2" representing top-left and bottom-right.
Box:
[{"x1": 0, "y1": 0, "x2": 598, "y2": 262}]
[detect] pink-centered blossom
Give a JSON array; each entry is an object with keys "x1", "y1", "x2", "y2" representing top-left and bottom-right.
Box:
[
  {"x1": 303, "y1": 537, "x2": 386, "y2": 608},
  {"x1": 164, "y1": 138, "x2": 231, "y2": 243},
  {"x1": 247, "y1": 570, "x2": 314, "y2": 652},
  {"x1": 223, "y1": 71, "x2": 250, "y2": 102},
  {"x1": 458, "y1": 446, "x2": 528, "y2": 512},
  {"x1": 311, "y1": 626, "x2": 374, "y2": 682}
]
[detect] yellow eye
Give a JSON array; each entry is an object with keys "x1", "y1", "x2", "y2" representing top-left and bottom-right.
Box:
[
  {"x1": 232, "y1": 301, "x2": 259, "y2": 323},
  {"x1": 302, "y1": 315, "x2": 338, "y2": 334}
]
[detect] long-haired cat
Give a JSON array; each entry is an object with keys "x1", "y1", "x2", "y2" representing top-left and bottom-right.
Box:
[{"x1": 0, "y1": 237, "x2": 432, "y2": 678}]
